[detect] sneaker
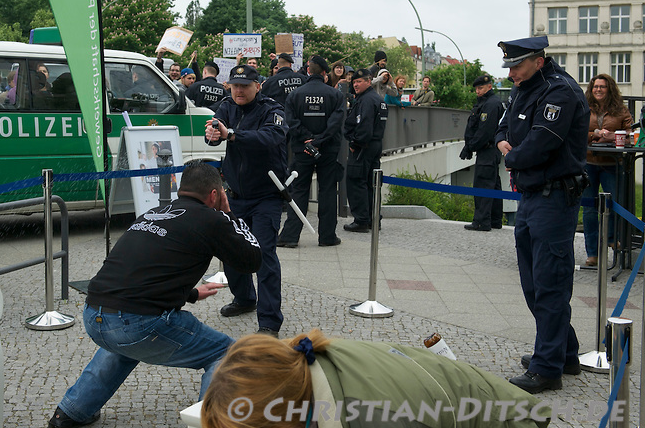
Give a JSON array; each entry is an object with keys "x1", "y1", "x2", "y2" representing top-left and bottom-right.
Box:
[
  {"x1": 520, "y1": 354, "x2": 581, "y2": 375},
  {"x1": 257, "y1": 327, "x2": 279, "y2": 338},
  {"x1": 319, "y1": 237, "x2": 341, "y2": 247},
  {"x1": 48, "y1": 407, "x2": 100, "y2": 428},
  {"x1": 220, "y1": 302, "x2": 257, "y2": 317}
]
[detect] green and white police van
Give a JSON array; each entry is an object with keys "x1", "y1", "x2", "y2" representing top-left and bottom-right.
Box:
[{"x1": 0, "y1": 40, "x2": 221, "y2": 212}]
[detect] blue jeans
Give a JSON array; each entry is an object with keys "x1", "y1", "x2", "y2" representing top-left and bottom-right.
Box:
[
  {"x1": 58, "y1": 304, "x2": 234, "y2": 422},
  {"x1": 582, "y1": 163, "x2": 617, "y2": 257}
]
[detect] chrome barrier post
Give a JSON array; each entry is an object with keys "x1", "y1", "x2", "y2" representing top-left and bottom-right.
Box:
[
  {"x1": 606, "y1": 317, "x2": 632, "y2": 428},
  {"x1": 580, "y1": 192, "x2": 610, "y2": 373},
  {"x1": 349, "y1": 169, "x2": 393, "y2": 318},
  {"x1": 25, "y1": 170, "x2": 75, "y2": 330},
  {"x1": 157, "y1": 148, "x2": 173, "y2": 207}
]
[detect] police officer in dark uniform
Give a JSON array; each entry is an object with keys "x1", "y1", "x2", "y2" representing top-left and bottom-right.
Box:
[
  {"x1": 460, "y1": 74, "x2": 505, "y2": 231},
  {"x1": 495, "y1": 36, "x2": 589, "y2": 393},
  {"x1": 185, "y1": 61, "x2": 229, "y2": 111},
  {"x1": 343, "y1": 69, "x2": 388, "y2": 233},
  {"x1": 204, "y1": 64, "x2": 289, "y2": 338},
  {"x1": 260, "y1": 53, "x2": 304, "y2": 106},
  {"x1": 277, "y1": 56, "x2": 345, "y2": 248}
]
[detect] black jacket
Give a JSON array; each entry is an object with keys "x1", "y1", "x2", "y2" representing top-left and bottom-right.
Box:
[
  {"x1": 86, "y1": 196, "x2": 261, "y2": 315},
  {"x1": 495, "y1": 58, "x2": 590, "y2": 193},
  {"x1": 260, "y1": 66, "x2": 305, "y2": 106},
  {"x1": 206, "y1": 94, "x2": 289, "y2": 199},
  {"x1": 285, "y1": 74, "x2": 345, "y2": 154},
  {"x1": 185, "y1": 76, "x2": 229, "y2": 111},
  {"x1": 344, "y1": 86, "x2": 388, "y2": 150},
  {"x1": 465, "y1": 89, "x2": 504, "y2": 153}
]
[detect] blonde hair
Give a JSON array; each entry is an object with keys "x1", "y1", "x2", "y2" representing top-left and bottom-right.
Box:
[{"x1": 201, "y1": 329, "x2": 331, "y2": 428}]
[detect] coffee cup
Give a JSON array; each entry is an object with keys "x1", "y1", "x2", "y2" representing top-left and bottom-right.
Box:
[{"x1": 615, "y1": 130, "x2": 626, "y2": 148}]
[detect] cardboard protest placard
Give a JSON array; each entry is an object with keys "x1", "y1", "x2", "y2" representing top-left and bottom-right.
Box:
[
  {"x1": 156, "y1": 26, "x2": 193, "y2": 56},
  {"x1": 274, "y1": 34, "x2": 294, "y2": 54},
  {"x1": 213, "y1": 58, "x2": 238, "y2": 84},
  {"x1": 278, "y1": 33, "x2": 303, "y2": 71},
  {"x1": 223, "y1": 33, "x2": 262, "y2": 57}
]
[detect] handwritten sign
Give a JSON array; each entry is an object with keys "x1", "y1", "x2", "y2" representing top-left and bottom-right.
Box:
[
  {"x1": 213, "y1": 58, "x2": 238, "y2": 84},
  {"x1": 401, "y1": 94, "x2": 412, "y2": 103},
  {"x1": 278, "y1": 33, "x2": 304, "y2": 72},
  {"x1": 275, "y1": 34, "x2": 294, "y2": 54},
  {"x1": 223, "y1": 33, "x2": 262, "y2": 57},
  {"x1": 156, "y1": 26, "x2": 193, "y2": 56}
]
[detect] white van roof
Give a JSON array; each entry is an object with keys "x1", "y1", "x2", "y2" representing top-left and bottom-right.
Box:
[{"x1": 0, "y1": 41, "x2": 152, "y2": 63}]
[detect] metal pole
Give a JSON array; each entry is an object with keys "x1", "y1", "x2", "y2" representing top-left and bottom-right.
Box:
[
  {"x1": 246, "y1": 0, "x2": 252, "y2": 33},
  {"x1": 580, "y1": 192, "x2": 610, "y2": 373},
  {"x1": 407, "y1": 0, "x2": 425, "y2": 77},
  {"x1": 157, "y1": 148, "x2": 173, "y2": 207},
  {"x1": 349, "y1": 169, "x2": 393, "y2": 318},
  {"x1": 415, "y1": 27, "x2": 467, "y2": 86},
  {"x1": 606, "y1": 317, "x2": 632, "y2": 428},
  {"x1": 25, "y1": 170, "x2": 75, "y2": 330}
]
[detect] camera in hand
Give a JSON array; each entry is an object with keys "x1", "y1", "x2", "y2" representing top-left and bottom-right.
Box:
[{"x1": 304, "y1": 141, "x2": 321, "y2": 159}]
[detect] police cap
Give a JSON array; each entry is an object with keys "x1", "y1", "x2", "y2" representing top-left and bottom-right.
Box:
[
  {"x1": 228, "y1": 64, "x2": 259, "y2": 84},
  {"x1": 472, "y1": 74, "x2": 492, "y2": 87},
  {"x1": 497, "y1": 36, "x2": 549, "y2": 68},
  {"x1": 309, "y1": 55, "x2": 330, "y2": 73},
  {"x1": 278, "y1": 52, "x2": 294, "y2": 63},
  {"x1": 351, "y1": 68, "x2": 372, "y2": 83},
  {"x1": 204, "y1": 61, "x2": 220, "y2": 76}
]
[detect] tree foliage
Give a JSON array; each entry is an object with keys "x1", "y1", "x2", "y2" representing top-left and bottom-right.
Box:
[
  {"x1": 0, "y1": 0, "x2": 50, "y2": 39},
  {"x1": 0, "y1": 22, "x2": 25, "y2": 42},
  {"x1": 380, "y1": 45, "x2": 416, "y2": 82},
  {"x1": 426, "y1": 60, "x2": 487, "y2": 109},
  {"x1": 184, "y1": 0, "x2": 203, "y2": 31},
  {"x1": 195, "y1": 0, "x2": 288, "y2": 39},
  {"x1": 30, "y1": 8, "x2": 56, "y2": 30}
]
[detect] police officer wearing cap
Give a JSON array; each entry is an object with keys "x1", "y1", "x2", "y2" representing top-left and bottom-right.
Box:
[
  {"x1": 185, "y1": 61, "x2": 229, "y2": 111},
  {"x1": 343, "y1": 68, "x2": 388, "y2": 232},
  {"x1": 260, "y1": 53, "x2": 305, "y2": 106},
  {"x1": 460, "y1": 74, "x2": 504, "y2": 231},
  {"x1": 277, "y1": 56, "x2": 345, "y2": 247},
  {"x1": 495, "y1": 36, "x2": 589, "y2": 393},
  {"x1": 204, "y1": 64, "x2": 289, "y2": 338}
]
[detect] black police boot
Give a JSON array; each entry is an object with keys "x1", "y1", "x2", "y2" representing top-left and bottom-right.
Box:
[
  {"x1": 220, "y1": 302, "x2": 257, "y2": 317},
  {"x1": 521, "y1": 354, "x2": 582, "y2": 375},
  {"x1": 277, "y1": 240, "x2": 298, "y2": 248},
  {"x1": 257, "y1": 327, "x2": 279, "y2": 338},
  {"x1": 48, "y1": 407, "x2": 100, "y2": 428},
  {"x1": 343, "y1": 222, "x2": 370, "y2": 233},
  {"x1": 319, "y1": 237, "x2": 342, "y2": 247},
  {"x1": 464, "y1": 223, "x2": 491, "y2": 231},
  {"x1": 509, "y1": 371, "x2": 562, "y2": 394}
]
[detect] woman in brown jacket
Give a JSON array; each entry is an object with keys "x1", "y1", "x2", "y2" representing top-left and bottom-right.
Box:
[{"x1": 582, "y1": 73, "x2": 632, "y2": 266}]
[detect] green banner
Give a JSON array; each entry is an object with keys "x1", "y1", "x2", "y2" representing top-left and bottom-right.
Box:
[{"x1": 49, "y1": 0, "x2": 105, "y2": 198}]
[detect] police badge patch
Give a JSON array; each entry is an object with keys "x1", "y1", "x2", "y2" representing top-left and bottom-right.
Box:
[
  {"x1": 480, "y1": 113, "x2": 488, "y2": 122},
  {"x1": 356, "y1": 114, "x2": 361, "y2": 124},
  {"x1": 544, "y1": 104, "x2": 561, "y2": 121},
  {"x1": 274, "y1": 113, "x2": 283, "y2": 125}
]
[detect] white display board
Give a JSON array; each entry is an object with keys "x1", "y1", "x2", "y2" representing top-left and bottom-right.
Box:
[
  {"x1": 111, "y1": 126, "x2": 183, "y2": 217},
  {"x1": 213, "y1": 57, "x2": 237, "y2": 84},
  {"x1": 223, "y1": 33, "x2": 262, "y2": 57}
]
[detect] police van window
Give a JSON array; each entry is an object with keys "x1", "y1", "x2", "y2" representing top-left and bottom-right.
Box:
[
  {"x1": 28, "y1": 60, "x2": 80, "y2": 111},
  {"x1": 106, "y1": 62, "x2": 174, "y2": 114},
  {"x1": 0, "y1": 59, "x2": 26, "y2": 109}
]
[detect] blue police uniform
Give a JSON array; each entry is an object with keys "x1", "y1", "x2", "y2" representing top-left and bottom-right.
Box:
[
  {"x1": 495, "y1": 37, "x2": 589, "y2": 388},
  {"x1": 206, "y1": 66, "x2": 288, "y2": 333},
  {"x1": 260, "y1": 66, "x2": 305, "y2": 107}
]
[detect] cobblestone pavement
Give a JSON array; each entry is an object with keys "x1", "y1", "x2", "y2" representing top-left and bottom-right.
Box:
[{"x1": 0, "y1": 210, "x2": 641, "y2": 427}]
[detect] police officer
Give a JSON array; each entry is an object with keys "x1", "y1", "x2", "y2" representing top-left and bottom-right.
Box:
[
  {"x1": 277, "y1": 56, "x2": 345, "y2": 247},
  {"x1": 460, "y1": 74, "x2": 504, "y2": 231},
  {"x1": 185, "y1": 61, "x2": 229, "y2": 111},
  {"x1": 260, "y1": 53, "x2": 304, "y2": 106},
  {"x1": 495, "y1": 36, "x2": 589, "y2": 393},
  {"x1": 204, "y1": 64, "x2": 289, "y2": 338},
  {"x1": 343, "y1": 69, "x2": 388, "y2": 233}
]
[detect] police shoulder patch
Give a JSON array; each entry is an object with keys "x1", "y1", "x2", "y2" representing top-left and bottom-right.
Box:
[
  {"x1": 544, "y1": 103, "x2": 561, "y2": 121},
  {"x1": 274, "y1": 113, "x2": 284, "y2": 125},
  {"x1": 480, "y1": 113, "x2": 488, "y2": 122}
]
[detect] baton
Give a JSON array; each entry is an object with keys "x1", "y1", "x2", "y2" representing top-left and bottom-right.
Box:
[{"x1": 268, "y1": 170, "x2": 316, "y2": 235}]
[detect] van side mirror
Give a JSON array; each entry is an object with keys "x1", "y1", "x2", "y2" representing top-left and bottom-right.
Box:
[{"x1": 173, "y1": 88, "x2": 186, "y2": 114}]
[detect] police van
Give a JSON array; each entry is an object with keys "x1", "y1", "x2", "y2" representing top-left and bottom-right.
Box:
[{"x1": 0, "y1": 40, "x2": 222, "y2": 212}]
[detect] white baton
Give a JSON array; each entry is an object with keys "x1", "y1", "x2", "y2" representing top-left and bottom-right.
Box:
[{"x1": 268, "y1": 170, "x2": 316, "y2": 235}]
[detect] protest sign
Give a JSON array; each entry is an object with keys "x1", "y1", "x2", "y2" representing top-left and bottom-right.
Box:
[
  {"x1": 223, "y1": 33, "x2": 262, "y2": 57},
  {"x1": 213, "y1": 58, "x2": 238, "y2": 84},
  {"x1": 279, "y1": 33, "x2": 303, "y2": 71},
  {"x1": 156, "y1": 26, "x2": 193, "y2": 56},
  {"x1": 274, "y1": 34, "x2": 294, "y2": 54}
]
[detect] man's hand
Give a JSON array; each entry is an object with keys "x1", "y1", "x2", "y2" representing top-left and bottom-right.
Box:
[
  {"x1": 217, "y1": 187, "x2": 230, "y2": 213},
  {"x1": 196, "y1": 282, "x2": 227, "y2": 300},
  {"x1": 497, "y1": 140, "x2": 512, "y2": 156},
  {"x1": 205, "y1": 119, "x2": 223, "y2": 142},
  {"x1": 459, "y1": 146, "x2": 473, "y2": 160},
  {"x1": 190, "y1": 50, "x2": 197, "y2": 63},
  {"x1": 236, "y1": 52, "x2": 243, "y2": 65},
  {"x1": 156, "y1": 48, "x2": 166, "y2": 60}
]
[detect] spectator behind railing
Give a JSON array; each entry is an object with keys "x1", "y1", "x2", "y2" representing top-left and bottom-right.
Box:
[
  {"x1": 412, "y1": 75, "x2": 435, "y2": 107},
  {"x1": 371, "y1": 69, "x2": 397, "y2": 99},
  {"x1": 384, "y1": 74, "x2": 411, "y2": 107}
]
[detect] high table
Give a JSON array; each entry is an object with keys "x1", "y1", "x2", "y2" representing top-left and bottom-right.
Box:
[{"x1": 589, "y1": 145, "x2": 645, "y2": 280}]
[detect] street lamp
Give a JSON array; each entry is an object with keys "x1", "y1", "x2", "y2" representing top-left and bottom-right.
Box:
[
  {"x1": 407, "y1": 0, "x2": 425, "y2": 78},
  {"x1": 415, "y1": 27, "x2": 467, "y2": 86}
]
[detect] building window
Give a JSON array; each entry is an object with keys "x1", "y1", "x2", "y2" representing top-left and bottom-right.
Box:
[
  {"x1": 579, "y1": 6, "x2": 598, "y2": 33},
  {"x1": 611, "y1": 52, "x2": 631, "y2": 83},
  {"x1": 548, "y1": 8, "x2": 568, "y2": 34},
  {"x1": 610, "y1": 5, "x2": 630, "y2": 33},
  {"x1": 551, "y1": 54, "x2": 566, "y2": 71},
  {"x1": 578, "y1": 53, "x2": 598, "y2": 83}
]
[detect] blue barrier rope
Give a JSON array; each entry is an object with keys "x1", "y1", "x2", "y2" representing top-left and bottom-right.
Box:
[
  {"x1": 598, "y1": 337, "x2": 630, "y2": 428},
  {"x1": 0, "y1": 161, "x2": 222, "y2": 195}
]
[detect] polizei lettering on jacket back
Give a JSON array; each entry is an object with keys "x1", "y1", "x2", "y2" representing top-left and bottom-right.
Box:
[{"x1": 279, "y1": 77, "x2": 303, "y2": 93}]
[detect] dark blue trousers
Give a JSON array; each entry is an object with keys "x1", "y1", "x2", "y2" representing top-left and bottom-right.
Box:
[
  {"x1": 224, "y1": 195, "x2": 283, "y2": 331},
  {"x1": 514, "y1": 189, "x2": 580, "y2": 378}
]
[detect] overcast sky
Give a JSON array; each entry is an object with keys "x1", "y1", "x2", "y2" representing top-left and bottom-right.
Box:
[{"x1": 171, "y1": 0, "x2": 531, "y2": 79}]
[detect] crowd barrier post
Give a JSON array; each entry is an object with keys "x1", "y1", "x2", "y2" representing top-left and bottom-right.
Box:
[
  {"x1": 606, "y1": 317, "x2": 632, "y2": 428},
  {"x1": 157, "y1": 148, "x2": 173, "y2": 207},
  {"x1": 24, "y1": 169, "x2": 75, "y2": 331},
  {"x1": 349, "y1": 169, "x2": 393, "y2": 318},
  {"x1": 580, "y1": 192, "x2": 611, "y2": 373}
]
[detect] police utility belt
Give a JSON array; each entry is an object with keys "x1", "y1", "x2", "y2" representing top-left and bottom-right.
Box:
[{"x1": 541, "y1": 173, "x2": 589, "y2": 206}]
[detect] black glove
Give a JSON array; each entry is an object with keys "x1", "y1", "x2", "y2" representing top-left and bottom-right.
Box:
[{"x1": 459, "y1": 146, "x2": 473, "y2": 160}]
